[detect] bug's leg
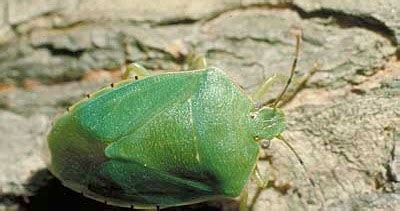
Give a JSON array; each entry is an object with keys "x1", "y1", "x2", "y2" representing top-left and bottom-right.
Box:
[
  {"x1": 255, "y1": 30, "x2": 319, "y2": 107},
  {"x1": 239, "y1": 187, "x2": 248, "y2": 211},
  {"x1": 248, "y1": 165, "x2": 270, "y2": 210},
  {"x1": 273, "y1": 63, "x2": 319, "y2": 107},
  {"x1": 122, "y1": 63, "x2": 151, "y2": 80},
  {"x1": 185, "y1": 51, "x2": 207, "y2": 70},
  {"x1": 251, "y1": 73, "x2": 278, "y2": 102},
  {"x1": 253, "y1": 164, "x2": 269, "y2": 189}
]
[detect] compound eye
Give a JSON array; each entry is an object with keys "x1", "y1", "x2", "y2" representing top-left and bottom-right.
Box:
[{"x1": 260, "y1": 139, "x2": 271, "y2": 149}]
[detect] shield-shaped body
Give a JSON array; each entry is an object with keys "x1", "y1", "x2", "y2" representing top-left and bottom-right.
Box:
[{"x1": 47, "y1": 68, "x2": 261, "y2": 208}]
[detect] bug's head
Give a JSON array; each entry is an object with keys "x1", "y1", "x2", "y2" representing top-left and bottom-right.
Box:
[{"x1": 249, "y1": 107, "x2": 285, "y2": 141}]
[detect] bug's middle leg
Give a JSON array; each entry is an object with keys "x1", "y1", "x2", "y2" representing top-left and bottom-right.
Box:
[{"x1": 253, "y1": 164, "x2": 269, "y2": 189}]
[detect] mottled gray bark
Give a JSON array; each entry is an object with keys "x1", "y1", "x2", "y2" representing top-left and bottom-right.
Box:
[{"x1": 0, "y1": 1, "x2": 399, "y2": 210}]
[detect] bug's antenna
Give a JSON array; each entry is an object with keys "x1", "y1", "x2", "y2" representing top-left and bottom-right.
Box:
[
  {"x1": 276, "y1": 135, "x2": 326, "y2": 209},
  {"x1": 272, "y1": 32, "x2": 301, "y2": 108}
]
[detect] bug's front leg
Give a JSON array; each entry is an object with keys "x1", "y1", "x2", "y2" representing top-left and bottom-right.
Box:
[
  {"x1": 273, "y1": 63, "x2": 320, "y2": 107},
  {"x1": 251, "y1": 74, "x2": 279, "y2": 102}
]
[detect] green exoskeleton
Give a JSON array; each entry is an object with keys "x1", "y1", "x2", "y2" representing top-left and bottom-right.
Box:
[{"x1": 46, "y1": 33, "x2": 311, "y2": 210}]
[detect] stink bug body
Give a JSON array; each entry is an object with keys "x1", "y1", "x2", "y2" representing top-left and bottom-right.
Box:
[{"x1": 46, "y1": 35, "x2": 305, "y2": 210}]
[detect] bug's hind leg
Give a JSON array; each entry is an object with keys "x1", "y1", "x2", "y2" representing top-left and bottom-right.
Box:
[
  {"x1": 146, "y1": 206, "x2": 160, "y2": 211},
  {"x1": 122, "y1": 63, "x2": 151, "y2": 80},
  {"x1": 185, "y1": 52, "x2": 207, "y2": 70},
  {"x1": 239, "y1": 187, "x2": 249, "y2": 211}
]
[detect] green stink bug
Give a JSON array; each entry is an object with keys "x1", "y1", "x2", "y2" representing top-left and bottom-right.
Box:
[{"x1": 46, "y1": 34, "x2": 305, "y2": 210}]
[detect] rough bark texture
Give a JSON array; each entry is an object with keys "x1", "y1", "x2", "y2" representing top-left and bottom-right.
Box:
[{"x1": 0, "y1": 0, "x2": 400, "y2": 210}]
